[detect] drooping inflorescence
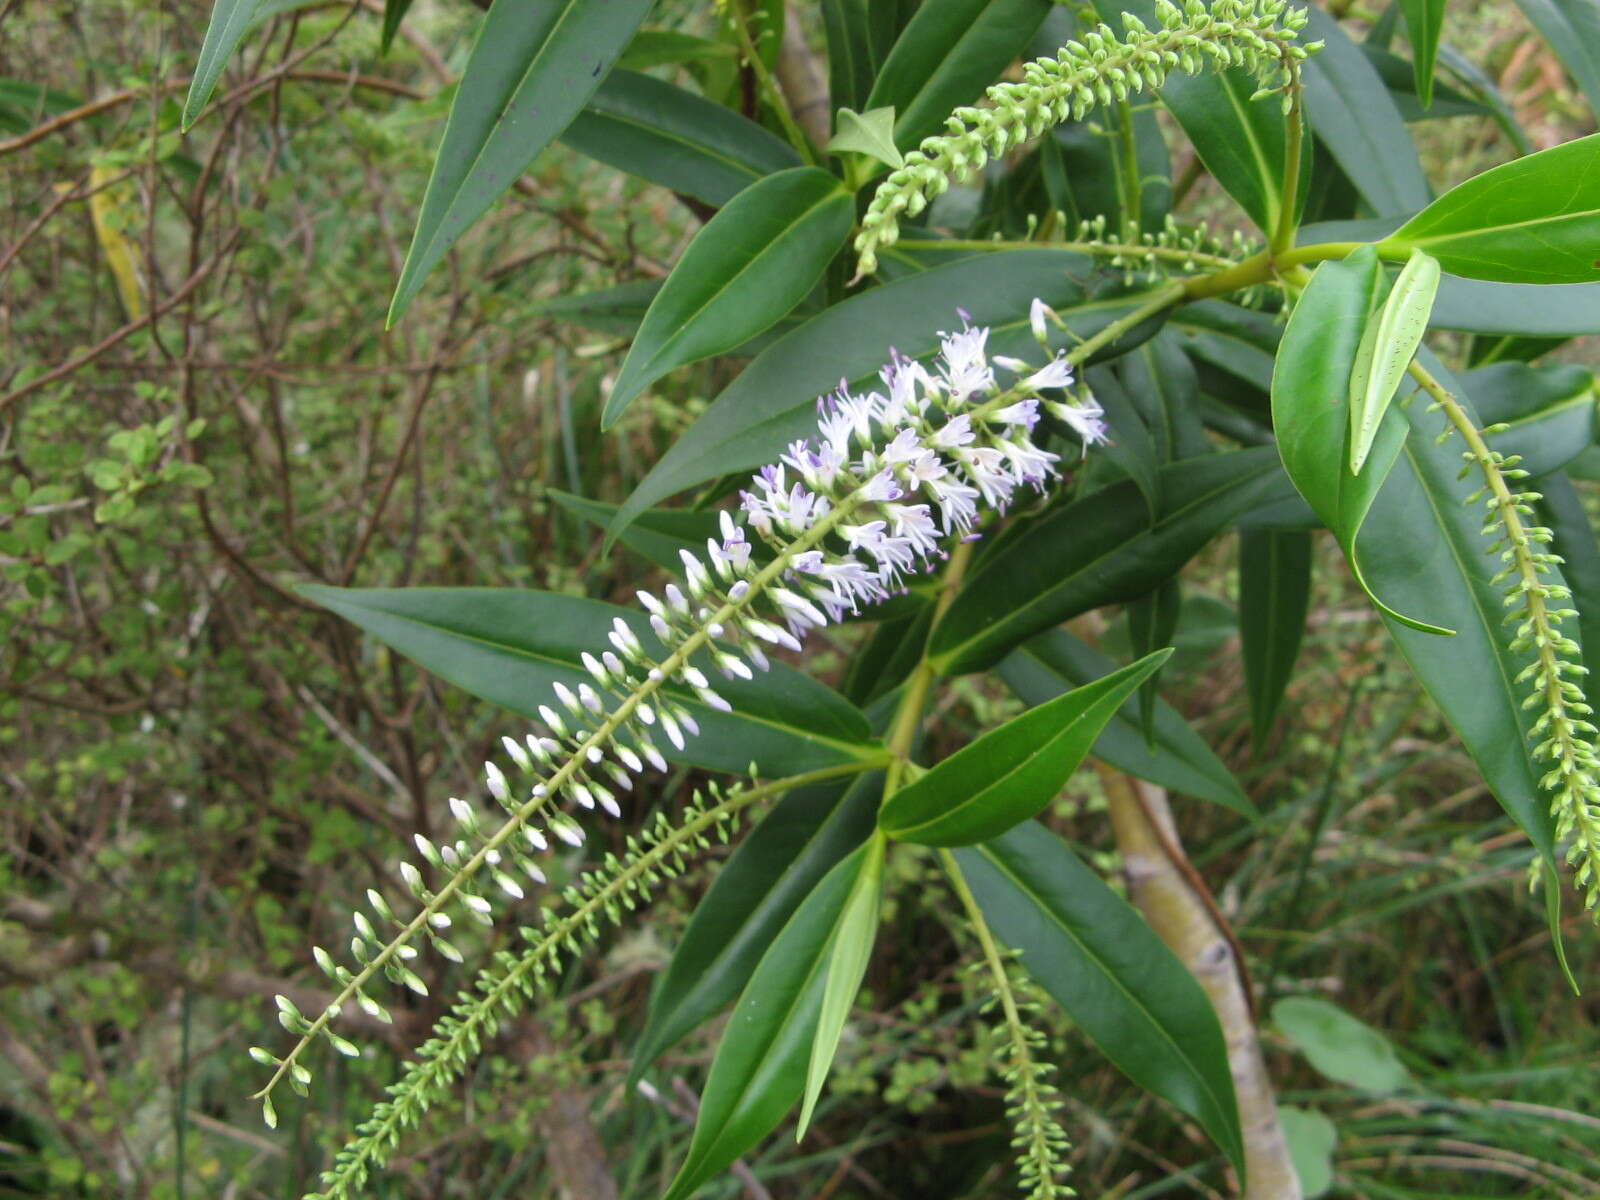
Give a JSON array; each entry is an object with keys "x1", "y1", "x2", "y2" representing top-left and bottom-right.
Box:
[
  {"x1": 1419, "y1": 367, "x2": 1600, "y2": 912},
  {"x1": 852, "y1": 0, "x2": 1313, "y2": 276},
  {"x1": 250, "y1": 306, "x2": 1108, "y2": 1126}
]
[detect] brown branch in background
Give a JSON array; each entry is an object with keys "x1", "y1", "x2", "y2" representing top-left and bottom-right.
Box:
[
  {"x1": 1097, "y1": 768, "x2": 1301, "y2": 1200},
  {"x1": 775, "y1": 2, "x2": 832, "y2": 147},
  {"x1": 511, "y1": 1022, "x2": 620, "y2": 1200}
]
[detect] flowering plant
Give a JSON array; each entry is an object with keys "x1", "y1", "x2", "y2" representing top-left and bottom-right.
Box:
[{"x1": 180, "y1": 0, "x2": 1600, "y2": 1195}]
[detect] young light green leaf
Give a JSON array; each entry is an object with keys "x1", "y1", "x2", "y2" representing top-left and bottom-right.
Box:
[
  {"x1": 630, "y1": 774, "x2": 880, "y2": 1083},
  {"x1": 1349, "y1": 248, "x2": 1440, "y2": 474},
  {"x1": 1271, "y1": 245, "x2": 1453, "y2": 635},
  {"x1": 1240, "y1": 528, "x2": 1312, "y2": 751},
  {"x1": 602, "y1": 168, "x2": 853, "y2": 429},
  {"x1": 662, "y1": 841, "x2": 881, "y2": 1200},
  {"x1": 798, "y1": 832, "x2": 884, "y2": 1139},
  {"x1": 1378, "y1": 133, "x2": 1600, "y2": 284},
  {"x1": 183, "y1": 0, "x2": 267, "y2": 130},
  {"x1": 827, "y1": 105, "x2": 903, "y2": 169},
  {"x1": 954, "y1": 822, "x2": 1245, "y2": 1173},
  {"x1": 388, "y1": 0, "x2": 654, "y2": 323},
  {"x1": 1272, "y1": 997, "x2": 1410, "y2": 1093},
  {"x1": 879, "y1": 650, "x2": 1172, "y2": 846}
]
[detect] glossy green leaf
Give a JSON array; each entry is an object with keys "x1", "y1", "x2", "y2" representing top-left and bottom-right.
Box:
[
  {"x1": 1469, "y1": 362, "x2": 1599, "y2": 478},
  {"x1": 1379, "y1": 133, "x2": 1600, "y2": 284},
  {"x1": 1361, "y1": 45, "x2": 1489, "y2": 121},
  {"x1": 1278, "y1": 1106, "x2": 1337, "y2": 1199},
  {"x1": 1087, "y1": 367, "x2": 1161, "y2": 521},
  {"x1": 954, "y1": 822, "x2": 1244, "y2": 1172},
  {"x1": 1435, "y1": 278, "x2": 1600, "y2": 335},
  {"x1": 1348, "y1": 249, "x2": 1440, "y2": 474},
  {"x1": 533, "y1": 279, "x2": 810, "y2": 353},
  {"x1": 632, "y1": 773, "x2": 881, "y2": 1081},
  {"x1": 1398, "y1": 0, "x2": 1444, "y2": 110},
  {"x1": 1125, "y1": 576, "x2": 1180, "y2": 741},
  {"x1": 183, "y1": 0, "x2": 266, "y2": 130},
  {"x1": 561, "y1": 71, "x2": 802, "y2": 209},
  {"x1": 1300, "y1": 7, "x2": 1432, "y2": 217},
  {"x1": 866, "y1": 0, "x2": 1052, "y2": 150},
  {"x1": 841, "y1": 605, "x2": 935, "y2": 706},
  {"x1": 603, "y1": 168, "x2": 853, "y2": 428},
  {"x1": 1359, "y1": 349, "x2": 1561, "y2": 861},
  {"x1": 881, "y1": 651, "x2": 1172, "y2": 846},
  {"x1": 798, "y1": 833, "x2": 884, "y2": 1138},
  {"x1": 1118, "y1": 334, "x2": 1212, "y2": 465},
  {"x1": 1272, "y1": 997, "x2": 1409, "y2": 1092},
  {"x1": 663, "y1": 840, "x2": 881, "y2": 1200},
  {"x1": 388, "y1": 0, "x2": 654, "y2": 322},
  {"x1": 930, "y1": 448, "x2": 1297, "y2": 675},
  {"x1": 548, "y1": 490, "x2": 745, "y2": 573},
  {"x1": 618, "y1": 29, "x2": 736, "y2": 73},
  {"x1": 1271, "y1": 245, "x2": 1451, "y2": 635},
  {"x1": 1240, "y1": 529, "x2": 1311, "y2": 751},
  {"x1": 609, "y1": 250, "x2": 1150, "y2": 537},
  {"x1": 822, "y1": 0, "x2": 875, "y2": 113},
  {"x1": 998, "y1": 629, "x2": 1253, "y2": 815},
  {"x1": 298, "y1": 586, "x2": 880, "y2": 778},
  {"x1": 1514, "y1": 0, "x2": 1600, "y2": 115}
]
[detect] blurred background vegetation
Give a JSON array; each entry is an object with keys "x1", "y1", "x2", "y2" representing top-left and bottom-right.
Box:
[{"x1": 1, "y1": 1, "x2": 1597, "y2": 1197}]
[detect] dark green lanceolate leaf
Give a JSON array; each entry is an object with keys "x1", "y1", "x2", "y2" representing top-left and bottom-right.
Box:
[
  {"x1": 1117, "y1": 334, "x2": 1212, "y2": 465},
  {"x1": 1467, "y1": 362, "x2": 1599, "y2": 479},
  {"x1": 548, "y1": 490, "x2": 748, "y2": 574},
  {"x1": 1398, "y1": 0, "x2": 1445, "y2": 109},
  {"x1": 1434, "y1": 279, "x2": 1600, "y2": 337},
  {"x1": 1361, "y1": 46, "x2": 1489, "y2": 121},
  {"x1": 1359, "y1": 349, "x2": 1561, "y2": 862},
  {"x1": 1271, "y1": 246, "x2": 1450, "y2": 635},
  {"x1": 1088, "y1": 368, "x2": 1161, "y2": 521},
  {"x1": 999, "y1": 630, "x2": 1252, "y2": 815},
  {"x1": 663, "y1": 840, "x2": 883, "y2": 1200},
  {"x1": 880, "y1": 651, "x2": 1172, "y2": 846},
  {"x1": 183, "y1": 0, "x2": 266, "y2": 130},
  {"x1": 609, "y1": 249, "x2": 1152, "y2": 537},
  {"x1": 1538, "y1": 474, "x2": 1600, "y2": 691},
  {"x1": 1300, "y1": 7, "x2": 1431, "y2": 217},
  {"x1": 1514, "y1": 0, "x2": 1600, "y2": 116},
  {"x1": 632, "y1": 774, "x2": 881, "y2": 1082},
  {"x1": 1125, "y1": 576, "x2": 1180, "y2": 740},
  {"x1": 388, "y1": 0, "x2": 655, "y2": 322},
  {"x1": 955, "y1": 822, "x2": 1245, "y2": 1172},
  {"x1": 866, "y1": 0, "x2": 1052, "y2": 150},
  {"x1": 561, "y1": 71, "x2": 802, "y2": 209},
  {"x1": 929, "y1": 448, "x2": 1296, "y2": 675},
  {"x1": 618, "y1": 29, "x2": 735, "y2": 73},
  {"x1": 1379, "y1": 133, "x2": 1600, "y2": 284},
  {"x1": 1239, "y1": 528, "x2": 1311, "y2": 751},
  {"x1": 1172, "y1": 301, "x2": 1280, "y2": 397},
  {"x1": 841, "y1": 605, "x2": 935, "y2": 706},
  {"x1": 298, "y1": 586, "x2": 880, "y2": 777},
  {"x1": 380, "y1": 0, "x2": 415, "y2": 53},
  {"x1": 1272, "y1": 998, "x2": 1409, "y2": 1093},
  {"x1": 603, "y1": 169, "x2": 853, "y2": 428},
  {"x1": 533, "y1": 279, "x2": 811, "y2": 353},
  {"x1": 822, "y1": 0, "x2": 876, "y2": 114}
]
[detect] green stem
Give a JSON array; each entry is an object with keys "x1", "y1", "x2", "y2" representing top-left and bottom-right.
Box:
[
  {"x1": 1270, "y1": 70, "x2": 1305, "y2": 258},
  {"x1": 728, "y1": 0, "x2": 818, "y2": 165},
  {"x1": 1112, "y1": 99, "x2": 1142, "y2": 242}
]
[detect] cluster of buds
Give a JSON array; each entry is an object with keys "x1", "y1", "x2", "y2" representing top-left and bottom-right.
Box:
[{"x1": 251, "y1": 302, "x2": 1105, "y2": 1120}]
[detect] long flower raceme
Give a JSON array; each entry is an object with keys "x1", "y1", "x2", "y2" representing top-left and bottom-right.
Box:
[{"x1": 249, "y1": 305, "x2": 1107, "y2": 1122}]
